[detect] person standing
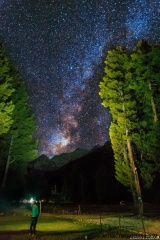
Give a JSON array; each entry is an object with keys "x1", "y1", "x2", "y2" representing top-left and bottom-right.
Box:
[{"x1": 29, "y1": 201, "x2": 39, "y2": 236}]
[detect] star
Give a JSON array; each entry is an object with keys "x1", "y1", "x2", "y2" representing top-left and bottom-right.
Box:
[{"x1": 0, "y1": 0, "x2": 159, "y2": 157}]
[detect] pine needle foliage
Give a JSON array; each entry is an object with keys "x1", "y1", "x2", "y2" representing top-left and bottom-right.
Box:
[{"x1": 99, "y1": 40, "x2": 160, "y2": 214}]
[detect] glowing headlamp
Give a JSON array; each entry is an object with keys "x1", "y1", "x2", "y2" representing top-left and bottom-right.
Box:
[{"x1": 30, "y1": 197, "x2": 36, "y2": 203}]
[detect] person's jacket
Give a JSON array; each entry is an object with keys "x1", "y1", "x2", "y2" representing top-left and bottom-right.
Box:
[{"x1": 31, "y1": 204, "x2": 39, "y2": 217}]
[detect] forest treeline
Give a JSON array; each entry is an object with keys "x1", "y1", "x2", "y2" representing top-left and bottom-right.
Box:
[{"x1": 27, "y1": 141, "x2": 160, "y2": 205}]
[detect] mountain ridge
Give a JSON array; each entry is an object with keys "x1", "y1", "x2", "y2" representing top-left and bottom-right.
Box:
[{"x1": 28, "y1": 146, "x2": 91, "y2": 171}]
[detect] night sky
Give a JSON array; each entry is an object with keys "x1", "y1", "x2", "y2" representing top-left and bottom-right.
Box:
[{"x1": 0, "y1": 0, "x2": 159, "y2": 158}]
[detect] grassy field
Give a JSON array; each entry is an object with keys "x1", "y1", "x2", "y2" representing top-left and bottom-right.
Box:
[
  {"x1": 0, "y1": 213, "x2": 160, "y2": 240},
  {"x1": 0, "y1": 215, "x2": 103, "y2": 240},
  {"x1": 0, "y1": 203, "x2": 160, "y2": 240},
  {"x1": 0, "y1": 215, "x2": 91, "y2": 231}
]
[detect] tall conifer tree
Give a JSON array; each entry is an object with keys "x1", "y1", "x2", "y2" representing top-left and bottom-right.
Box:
[
  {"x1": 99, "y1": 46, "x2": 143, "y2": 215},
  {"x1": 0, "y1": 42, "x2": 15, "y2": 134},
  {"x1": 99, "y1": 41, "x2": 160, "y2": 214},
  {"x1": 0, "y1": 42, "x2": 38, "y2": 189},
  {"x1": 130, "y1": 40, "x2": 160, "y2": 188}
]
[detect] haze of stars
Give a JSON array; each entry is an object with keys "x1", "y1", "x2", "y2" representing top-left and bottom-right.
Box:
[{"x1": 0, "y1": 0, "x2": 159, "y2": 157}]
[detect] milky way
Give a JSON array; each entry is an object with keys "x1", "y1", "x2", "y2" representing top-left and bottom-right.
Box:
[{"x1": 0, "y1": 0, "x2": 159, "y2": 157}]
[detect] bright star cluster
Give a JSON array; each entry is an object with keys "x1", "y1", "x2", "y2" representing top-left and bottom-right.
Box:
[{"x1": 0, "y1": 0, "x2": 159, "y2": 157}]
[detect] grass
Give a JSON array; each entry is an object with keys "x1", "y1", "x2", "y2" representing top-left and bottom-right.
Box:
[
  {"x1": 0, "y1": 215, "x2": 96, "y2": 231},
  {"x1": 0, "y1": 215, "x2": 101, "y2": 240},
  {"x1": 0, "y1": 214, "x2": 159, "y2": 240}
]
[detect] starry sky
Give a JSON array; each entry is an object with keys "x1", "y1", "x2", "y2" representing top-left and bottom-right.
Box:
[{"x1": 0, "y1": 0, "x2": 160, "y2": 158}]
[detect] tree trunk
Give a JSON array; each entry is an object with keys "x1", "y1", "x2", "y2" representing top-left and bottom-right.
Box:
[
  {"x1": 130, "y1": 187, "x2": 138, "y2": 214},
  {"x1": 126, "y1": 129, "x2": 143, "y2": 215},
  {"x1": 1, "y1": 136, "x2": 13, "y2": 189},
  {"x1": 148, "y1": 81, "x2": 158, "y2": 123}
]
